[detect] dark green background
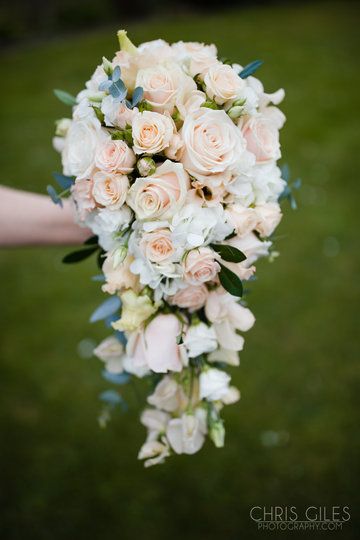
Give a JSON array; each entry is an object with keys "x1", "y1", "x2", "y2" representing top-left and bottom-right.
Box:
[{"x1": 0, "y1": 1, "x2": 359, "y2": 538}]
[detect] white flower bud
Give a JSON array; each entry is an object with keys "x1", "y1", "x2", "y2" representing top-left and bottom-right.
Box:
[
  {"x1": 209, "y1": 420, "x2": 225, "y2": 448},
  {"x1": 228, "y1": 106, "x2": 243, "y2": 120},
  {"x1": 55, "y1": 118, "x2": 72, "y2": 137},
  {"x1": 137, "y1": 156, "x2": 156, "y2": 177}
]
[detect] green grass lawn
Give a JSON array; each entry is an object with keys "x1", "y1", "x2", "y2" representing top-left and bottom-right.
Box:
[{"x1": 0, "y1": 2, "x2": 359, "y2": 538}]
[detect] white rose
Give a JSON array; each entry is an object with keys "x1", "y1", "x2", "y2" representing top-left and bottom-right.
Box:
[
  {"x1": 93, "y1": 336, "x2": 124, "y2": 373},
  {"x1": 204, "y1": 63, "x2": 246, "y2": 105},
  {"x1": 147, "y1": 376, "x2": 182, "y2": 412},
  {"x1": 132, "y1": 111, "x2": 174, "y2": 155},
  {"x1": 92, "y1": 171, "x2": 129, "y2": 209},
  {"x1": 172, "y1": 41, "x2": 218, "y2": 77},
  {"x1": 240, "y1": 114, "x2": 281, "y2": 163},
  {"x1": 127, "y1": 160, "x2": 189, "y2": 220},
  {"x1": 166, "y1": 411, "x2": 207, "y2": 455},
  {"x1": 95, "y1": 139, "x2": 135, "y2": 174},
  {"x1": 62, "y1": 118, "x2": 105, "y2": 179},
  {"x1": 199, "y1": 368, "x2": 231, "y2": 401},
  {"x1": 181, "y1": 108, "x2": 247, "y2": 185},
  {"x1": 255, "y1": 202, "x2": 282, "y2": 237},
  {"x1": 183, "y1": 322, "x2": 217, "y2": 358}
]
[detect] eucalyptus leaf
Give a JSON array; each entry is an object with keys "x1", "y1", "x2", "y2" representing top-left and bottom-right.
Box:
[
  {"x1": 52, "y1": 172, "x2": 74, "y2": 190},
  {"x1": 99, "y1": 390, "x2": 122, "y2": 405},
  {"x1": 53, "y1": 89, "x2": 77, "y2": 106},
  {"x1": 239, "y1": 60, "x2": 263, "y2": 79},
  {"x1": 91, "y1": 274, "x2": 105, "y2": 282},
  {"x1": 90, "y1": 296, "x2": 121, "y2": 323},
  {"x1": 112, "y1": 65, "x2": 121, "y2": 82},
  {"x1": 219, "y1": 264, "x2": 243, "y2": 297},
  {"x1": 109, "y1": 79, "x2": 127, "y2": 101},
  {"x1": 62, "y1": 246, "x2": 98, "y2": 264},
  {"x1": 98, "y1": 80, "x2": 112, "y2": 92},
  {"x1": 102, "y1": 370, "x2": 131, "y2": 385},
  {"x1": 47, "y1": 185, "x2": 63, "y2": 206},
  {"x1": 132, "y1": 86, "x2": 144, "y2": 107},
  {"x1": 211, "y1": 243, "x2": 246, "y2": 263}
]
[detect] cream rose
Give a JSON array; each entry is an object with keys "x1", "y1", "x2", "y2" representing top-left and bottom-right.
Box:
[
  {"x1": 181, "y1": 108, "x2": 246, "y2": 184},
  {"x1": 226, "y1": 204, "x2": 258, "y2": 236},
  {"x1": 127, "y1": 160, "x2": 189, "y2": 220},
  {"x1": 136, "y1": 63, "x2": 196, "y2": 114},
  {"x1": 204, "y1": 63, "x2": 245, "y2": 105},
  {"x1": 140, "y1": 228, "x2": 175, "y2": 263},
  {"x1": 95, "y1": 139, "x2": 135, "y2": 174},
  {"x1": 92, "y1": 171, "x2": 129, "y2": 209},
  {"x1": 241, "y1": 115, "x2": 281, "y2": 163},
  {"x1": 62, "y1": 118, "x2": 105, "y2": 179},
  {"x1": 168, "y1": 284, "x2": 208, "y2": 312},
  {"x1": 132, "y1": 111, "x2": 174, "y2": 155},
  {"x1": 183, "y1": 247, "x2": 220, "y2": 285},
  {"x1": 255, "y1": 203, "x2": 282, "y2": 237}
]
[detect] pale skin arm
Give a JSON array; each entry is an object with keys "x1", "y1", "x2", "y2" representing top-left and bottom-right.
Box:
[{"x1": 0, "y1": 186, "x2": 91, "y2": 247}]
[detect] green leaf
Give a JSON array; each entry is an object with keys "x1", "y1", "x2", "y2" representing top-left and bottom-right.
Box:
[
  {"x1": 219, "y1": 264, "x2": 243, "y2": 297},
  {"x1": 53, "y1": 89, "x2": 77, "y2": 106},
  {"x1": 211, "y1": 244, "x2": 246, "y2": 263},
  {"x1": 83, "y1": 235, "x2": 98, "y2": 246},
  {"x1": 62, "y1": 247, "x2": 98, "y2": 264},
  {"x1": 239, "y1": 60, "x2": 263, "y2": 79},
  {"x1": 91, "y1": 106, "x2": 105, "y2": 123}
]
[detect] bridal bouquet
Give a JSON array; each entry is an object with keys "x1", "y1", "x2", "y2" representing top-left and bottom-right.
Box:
[{"x1": 50, "y1": 30, "x2": 296, "y2": 467}]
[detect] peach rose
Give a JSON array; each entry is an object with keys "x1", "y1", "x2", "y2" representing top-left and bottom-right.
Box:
[
  {"x1": 132, "y1": 111, "x2": 174, "y2": 155},
  {"x1": 140, "y1": 228, "x2": 175, "y2": 263},
  {"x1": 71, "y1": 179, "x2": 96, "y2": 220},
  {"x1": 168, "y1": 284, "x2": 209, "y2": 312},
  {"x1": 183, "y1": 247, "x2": 220, "y2": 285},
  {"x1": 127, "y1": 314, "x2": 184, "y2": 373},
  {"x1": 181, "y1": 108, "x2": 246, "y2": 184},
  {"x1": 241, "y1": 115, "x2": 281, "y2": 163},
  {"x1": 127, "y1": 160, "x2": 189, "y2": 220},
  {"x1": 95, "y1": 139, "x2": 135, "y2": 174},
  {"x1": 102, "y1": 252, "x2": 139, "y2": 294},
  {"x1": 204, "y1": 63, "x2": 245, "y2": 105},
  {"x1": 92, "y1": 171, "x2": 129, "y2": 209}
]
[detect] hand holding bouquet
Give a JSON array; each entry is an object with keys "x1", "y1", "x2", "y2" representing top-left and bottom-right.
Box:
[{"x1": 50, "y1": 30, "x2": 296, "y2": 467}]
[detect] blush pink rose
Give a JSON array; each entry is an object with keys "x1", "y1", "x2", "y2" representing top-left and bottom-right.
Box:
[
  {"x1": 183, "y1": 247, "x2": 220, "y2": 285},
  {"x1": 241, "y1": 115, "x2": 281, "y2": 163},
  {"x1": 168, "y1": 284, "x2": 209, "y2": 312},
  {"x1": 129, "y1": 314, "x2": 184, "y2": 373}
]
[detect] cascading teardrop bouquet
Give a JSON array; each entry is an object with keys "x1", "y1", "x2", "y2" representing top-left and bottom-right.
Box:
[{"x1": 49, "y1": 30, "x2": 299, "y2": 466}]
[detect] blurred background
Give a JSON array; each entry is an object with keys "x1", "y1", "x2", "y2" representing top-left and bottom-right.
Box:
[{"x1": 0, "y1": 1, "x2": 359, "y2": 538}]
